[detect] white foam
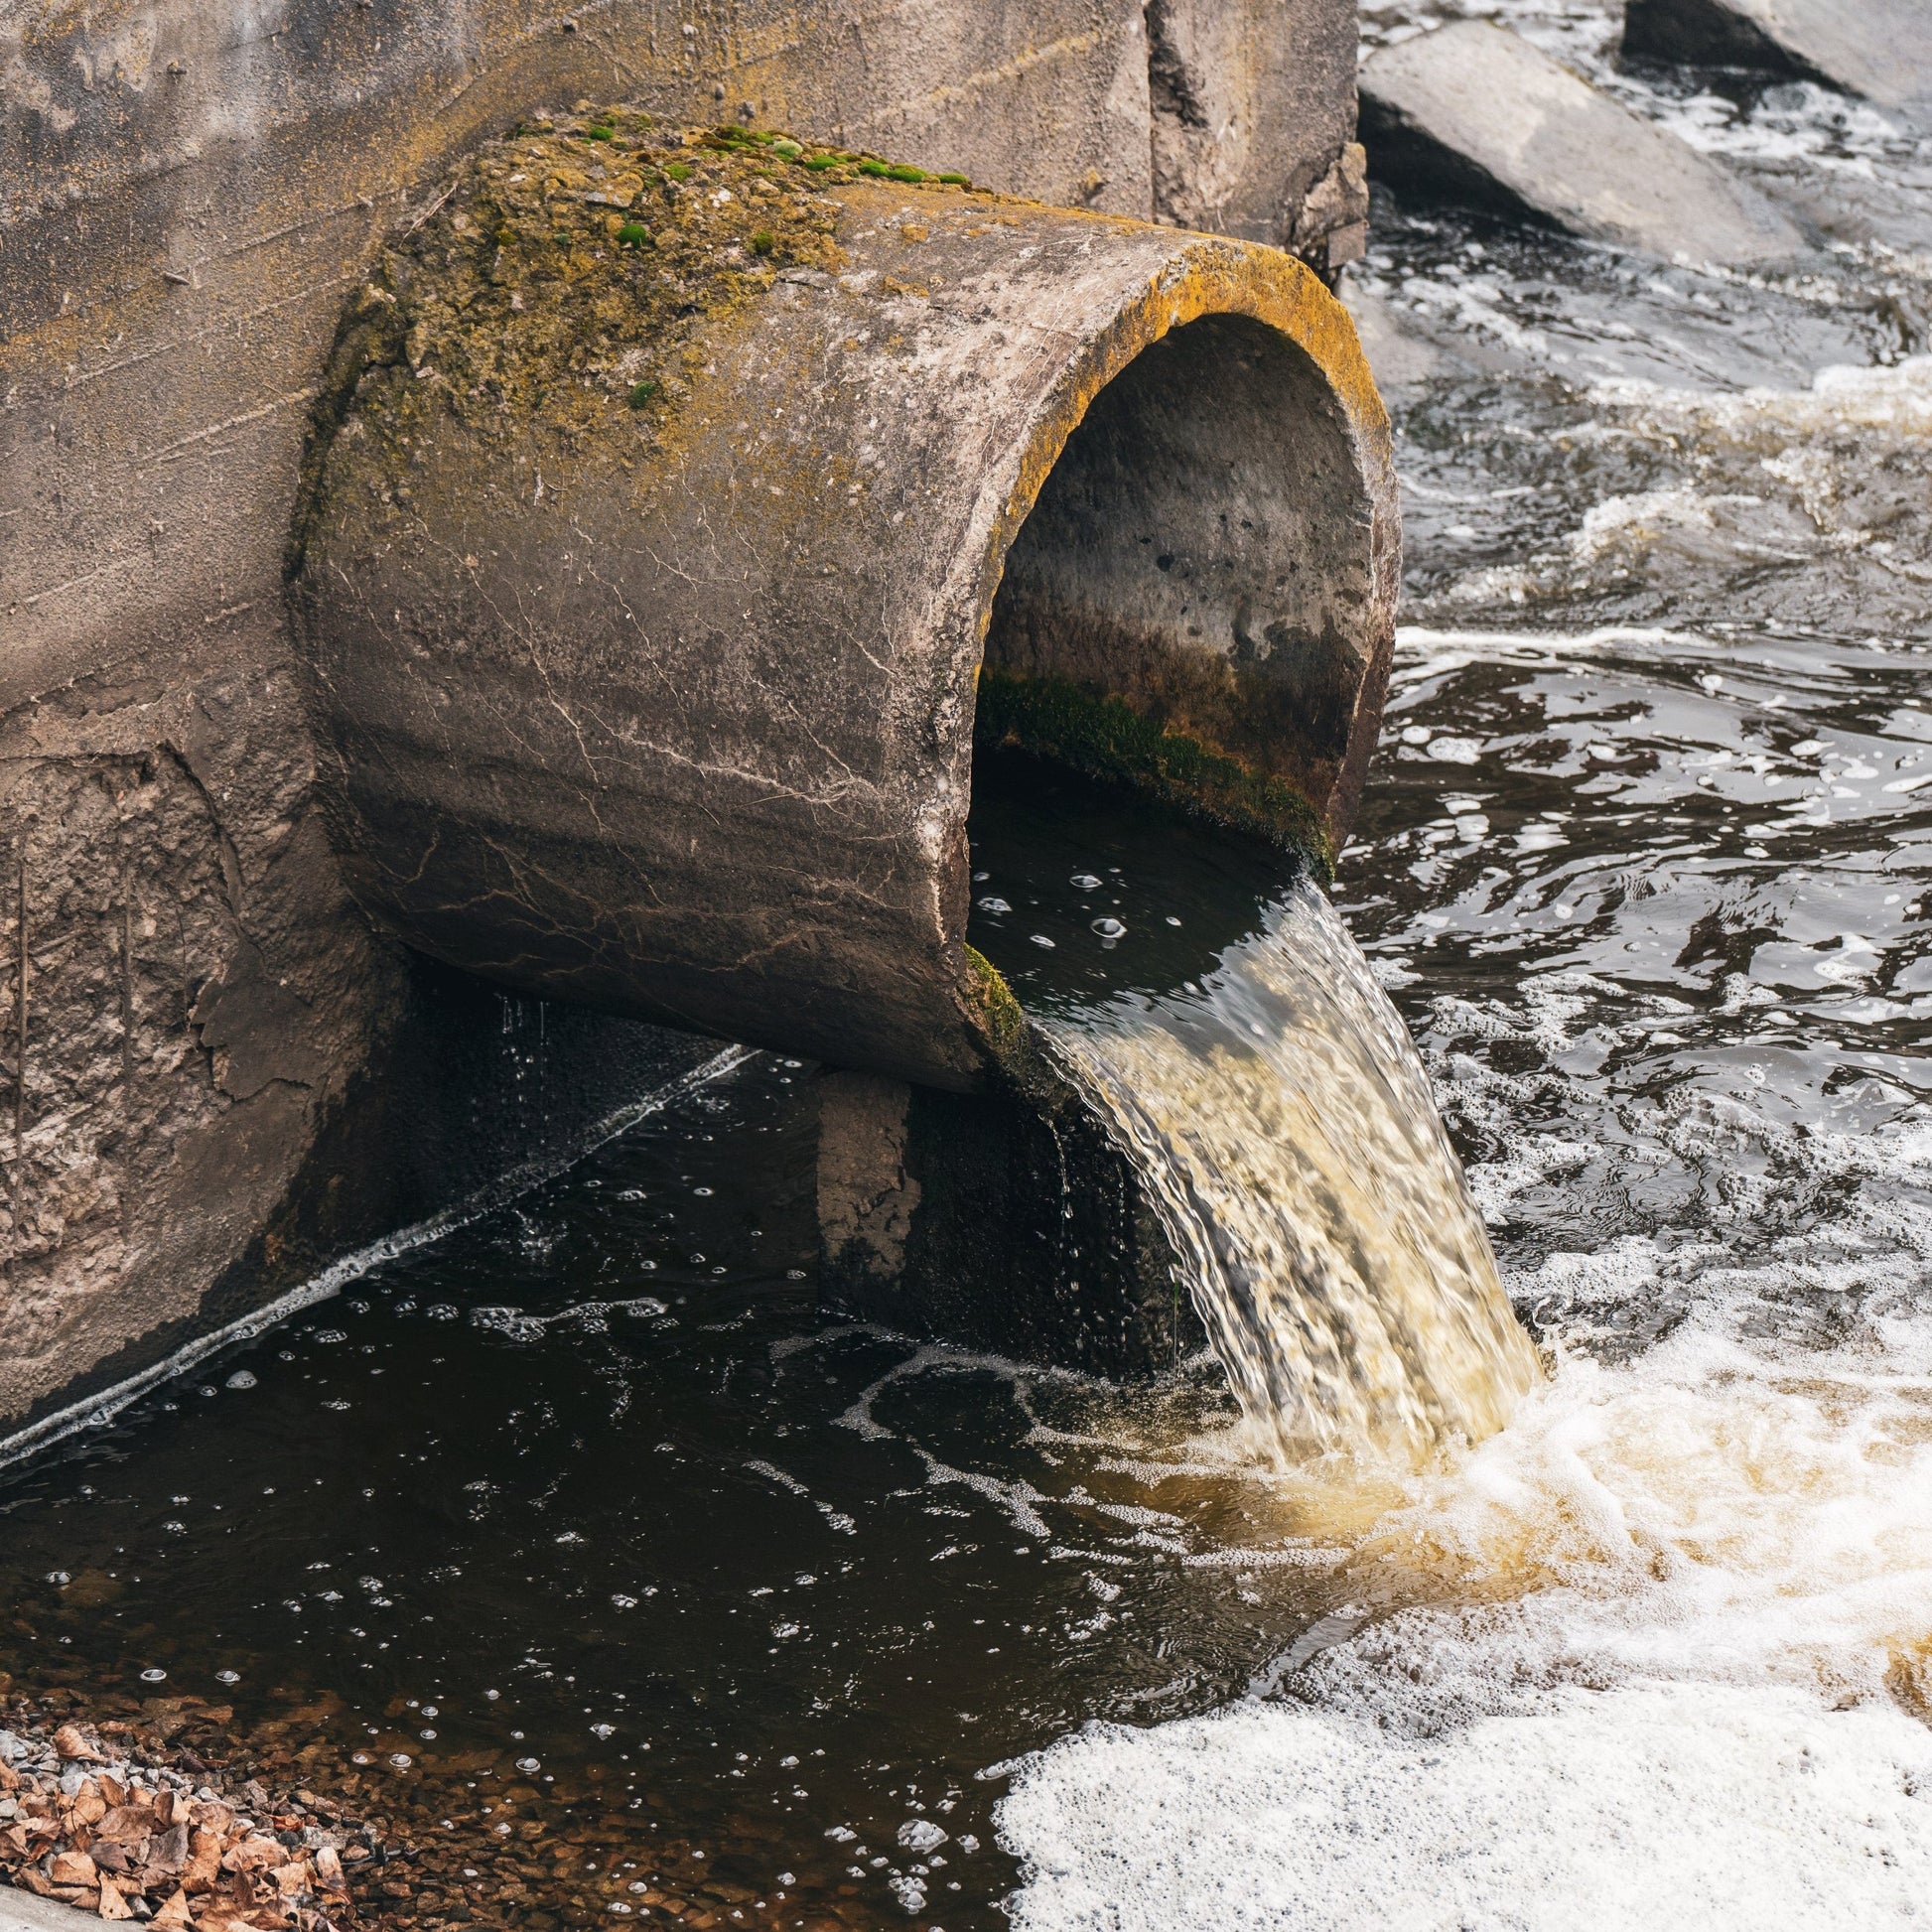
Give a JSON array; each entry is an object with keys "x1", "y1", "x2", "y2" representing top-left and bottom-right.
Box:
[
  {"x1": 1000, "y1": 1684, "x2": 1932, "y2": 1932},
  {"x1": 1001, "y1": 1107, "x2": 1932, "y2": 1927}
]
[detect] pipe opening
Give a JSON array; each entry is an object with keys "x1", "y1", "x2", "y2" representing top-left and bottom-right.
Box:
[{"x1": 977, "y1": 312, "x2": 1380, "y2": 856}]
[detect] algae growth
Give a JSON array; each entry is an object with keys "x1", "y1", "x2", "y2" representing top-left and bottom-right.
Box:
[
  {"x1": 292, "y1": 107, "x2": 980, "y2": 532},
  {"x1": 974, "y1": 669, "x2": 1334, "y2": 868}
]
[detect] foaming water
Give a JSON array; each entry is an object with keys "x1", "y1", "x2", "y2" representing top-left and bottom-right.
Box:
[
  {"x1": 1037, "y1": 887, "x2": 1537, "y2": 1466},
  {"x1": 1001, "y1": 1137, "x2": 1932, "y2": 1930},
  {"x1": 987, "y1": 25, "x2": 1932, "y2": 1879},
  {"x1": 964, "y1": 754, "x2": 1538, "y2": 1467}
]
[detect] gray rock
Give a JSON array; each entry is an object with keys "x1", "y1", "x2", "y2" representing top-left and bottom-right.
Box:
[
  {"x1": 1623, "y1": 0, "x2": 1932, "y2": 118},
  {"x1": 0, "y1": 1890, "x2": 103, "y2": 1932},
  {"x1": 1360, "y1": 20, "x2": 1807, "y2": 262}
]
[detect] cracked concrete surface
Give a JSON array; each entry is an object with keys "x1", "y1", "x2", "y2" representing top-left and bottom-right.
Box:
[{"x1": 3, "y1": 0, "x2": 1375, "y2": 1425}]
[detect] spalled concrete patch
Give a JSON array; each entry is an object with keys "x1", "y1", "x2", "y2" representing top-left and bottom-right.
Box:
[{"x1": 1360, "y1": 19, "x2": 1806, "y2": 262}]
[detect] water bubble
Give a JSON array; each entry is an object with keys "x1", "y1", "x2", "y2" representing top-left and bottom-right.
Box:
[
  {"x1": 1069, "y1": 874, "x2": 1101, "y2": 891},
  {"x1": 139, "y1": 1669, "x2": 167, "y2": 1684},
  {"x1": 1091, "y1": 917, "x2": 1126, "y2": 939},
  {"x1": 484, "y1": 1689, "x2": 501, "y2": 1700},
  {"x1": 976, "y1": 897, "x2": 1012, "y2": 914},
  {"x1": 351, "y1": 1753, "x2": 372, "y2": 1766},
  {"x1": 198, "y1": 1386, "x2": 217, "y2": 1398},
  {"x1": 313, "y1": 1330, "x2": 346, "y2": 1344},
  {"x1": 516, "y1": 1756, "x2": 541, "y2": 1773},
  {"x1": 591, "y1": 1723, "x2": 616, "y2": 1738},
  {"x1": 216, "y1": 1671, "x2": 240, "y2": 1685},
  {"x1": 693, "y1": 1185, "x2": 714, "y2": 1196},
  {"x1": 1030, "y1": 934, "x2": 1056, "y2": 948},
  {"x1": 390, "y1": 1753, "x2": 412, "y2": 1769},
  {"x1": 1166, "y1": 915, "x2": 1182, "y2": 926},
  {"x1": 421, "y1": 1705, "x2": 439, "y2": 1718},
  {"x1": 612, "y1": 1593, "x2": 639, "y2": 1609},
  {"x1": 419, "y1": 1728, "x2": 438, "y2": 1740},
  {"x1": 163, "y1": 1520, "x2": 186, "y2": 1534},
  {"x1": 425, "y1": 1305, "x2": 459, "y2": 1320},
  {"x1": 899, "y1": 1819, "x2": 948, "y2": 1853},
  {"x1": 45, "y1": 1572, "x2": 69, "y2": 1586},
  {"x1": 223, "y1": 1369, "x2": 258, "y2": 1391}
]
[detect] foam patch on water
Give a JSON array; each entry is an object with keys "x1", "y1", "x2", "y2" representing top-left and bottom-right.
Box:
[
  {"x1": 1000, "y1": 1106, "x2": 1932, "y2": 1927},
  {"x1": 999, "y1": 1684, "x2": 1932, "y2": 1932}
]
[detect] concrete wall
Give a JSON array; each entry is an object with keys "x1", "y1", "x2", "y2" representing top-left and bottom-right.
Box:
[{"x1": 0, "y1": 0, "x2": 1365, "y2": 1435}]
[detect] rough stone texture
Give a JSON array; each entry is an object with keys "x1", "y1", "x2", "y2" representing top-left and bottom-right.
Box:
[
  {"x1": 293, "y1": 126, "x2": 1397, "y2": 1090},
  {"x1": 1147, "y1": 0, "x2": 1368, "y2": 266},
  {"x1": 0, "y1": 0, "x2": 1370, "y2": 1428},
  {"x1": 1623, "y1": 0, "x2": 1932, "y2": 118},
  {"x1": 1360, "y1": 19, "x2": 1807, "y2": 262},
  {"x1": 817, "y1": 1069, "x2": 1201, "y2": 1376}
]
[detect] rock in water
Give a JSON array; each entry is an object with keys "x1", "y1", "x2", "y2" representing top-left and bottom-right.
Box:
[
  {"x1": 1360, "y1": 19, "x2": 1806, "y2": 262},
  {"x1": 1623, "y1": 0, "x2": 1932, "y2": 119}
]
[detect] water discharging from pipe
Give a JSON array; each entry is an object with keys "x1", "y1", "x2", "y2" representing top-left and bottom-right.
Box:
[{"x1": 964, "y1": 754, "x2": 1538, "y2": 1466}]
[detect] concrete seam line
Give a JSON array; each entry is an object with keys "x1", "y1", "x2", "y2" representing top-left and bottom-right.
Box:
[{"x1": 0, "y1": 1044, "x2": 753, "y2": 1473}]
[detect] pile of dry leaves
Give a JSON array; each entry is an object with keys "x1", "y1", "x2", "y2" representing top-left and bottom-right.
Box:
[{"x1": 1, "y1": 1715, "x2": 374, "y2": 1929}]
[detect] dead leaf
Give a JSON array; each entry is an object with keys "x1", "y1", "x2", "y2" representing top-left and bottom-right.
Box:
[
  {"x1": 52, "y1": 1849, "x2": 101, "y2": 1886},
  {"x1": 54, "y1": 1725, "x2": 102, "y2": 1762},
  {"x1": 146, "y1": 1821, "x2": 191, "y2": 1875},
  {"x1": 153, "y1": 1890, "x2": 193, "y2": 1928},
  {"x1": 270, "y1": 1860, "x2": 314, "y2": 1898},
  {"x1": 224, "y1": 1834, "x2": 286, "y2": 1873},
  {"x1": 98, "y1": 1875, "x2": 136, "y2": 1920},
  {"x1": 184, "y1": 1826, "x2": 225, "y2": 1892}
]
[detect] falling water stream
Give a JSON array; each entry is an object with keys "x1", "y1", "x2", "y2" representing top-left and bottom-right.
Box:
[
  {"x1": 5, "y1": 4, "x2": 1932, "y2": 1927},
  {"x1": 965, "y1": 761, "x2": 1537, "y2": 1466}
]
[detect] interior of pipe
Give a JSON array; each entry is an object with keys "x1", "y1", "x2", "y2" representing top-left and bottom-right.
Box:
[{"x1": 977, "y1": 311, "x2": 1380, "y2": 825}]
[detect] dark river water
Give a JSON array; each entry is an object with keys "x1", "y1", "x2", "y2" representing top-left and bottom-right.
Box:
[{"x1": 6, "y1": 7, "x2": 1932, "y2": 1928}]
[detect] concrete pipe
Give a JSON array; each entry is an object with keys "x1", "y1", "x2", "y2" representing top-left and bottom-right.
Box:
[{"x1": 291, "y1": 112, "x2": 1397, "y2": 1094}]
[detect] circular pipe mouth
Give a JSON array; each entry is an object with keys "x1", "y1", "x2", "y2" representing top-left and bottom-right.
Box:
[
  {"x1": 293, "y1": 128, "x2": 1396, "y2": 1092},
  {"x1": 947, "y1": 256, "x2": 1397, "y2": 1063},
  {"x1": 979, "y1": 307, "x2": 1391, "y2": 857}
]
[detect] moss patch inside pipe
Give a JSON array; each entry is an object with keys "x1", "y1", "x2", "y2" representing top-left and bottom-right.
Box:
[{"x1": 973, "y1": 668, "x2": 1333, "y2": 871}]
